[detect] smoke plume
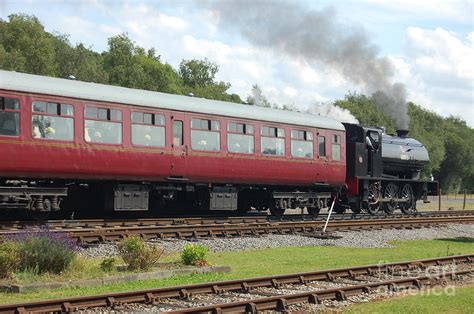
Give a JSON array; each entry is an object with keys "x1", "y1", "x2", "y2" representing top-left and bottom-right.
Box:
[
  {"x1": 207, "y1": 0, "x2": 409, "y2": 129},
  {"x1": 307, "y1": 102, "x2": 359, "y2": 124}
]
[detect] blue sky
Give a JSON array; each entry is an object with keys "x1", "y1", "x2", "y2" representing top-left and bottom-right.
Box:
[{"x1": 2, "y1": 0, "x2": 473, "y2": 126}]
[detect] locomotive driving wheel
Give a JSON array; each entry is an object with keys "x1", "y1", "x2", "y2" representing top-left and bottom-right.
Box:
[
  {"x1": 400, "y1": 184, "x2": 416, "y2": 214},
  {"x1": 383, "y1": 183, "x2": 399, "y2": 214},
  {"x1": 363, "y1": 181, "x2": 381, "y2": 215}
]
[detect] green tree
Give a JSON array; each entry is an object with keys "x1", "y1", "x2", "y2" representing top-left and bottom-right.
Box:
[
  {"x1": 135, "y1": 50, "x2": 183, "y2": 94},
  {"x1": 0, "y1": 14, "x2": 56, "y2": 75},
  {"x1": 437, "y1": 117, "x2": 474, "y2": 192},
  {"x1": 103, "y1": 34, "x2": 146, "y2": 88},
  {"x1": 103, "y1": 34, "x2": 184, "y2": 93},
  {"x1": 51, "y1": 33, "x2": 108, "y2": 83},
  {"x1": 179, "y1": 58, "x2": 219, "y2": 87},
  {"x1": 178, "y1": 58, "x2": 240, "y2": 102}
]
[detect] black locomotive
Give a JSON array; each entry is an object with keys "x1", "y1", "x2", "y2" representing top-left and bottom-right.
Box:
[{"x1": 339, "y1": 123, "x2": 437, "y2": 214}]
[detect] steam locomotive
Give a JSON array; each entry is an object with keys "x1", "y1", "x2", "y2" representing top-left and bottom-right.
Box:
[{"x1": 0, "y1": 70, "x2": 437, "y2": 219}]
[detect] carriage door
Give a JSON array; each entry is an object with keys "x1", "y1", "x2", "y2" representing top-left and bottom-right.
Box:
[
  {"x1": 316, "y1": 130, "x2": 328, "y2": 183},
  {"x1": 169, "y1": 113, "x2": 188, "y2": 179}
]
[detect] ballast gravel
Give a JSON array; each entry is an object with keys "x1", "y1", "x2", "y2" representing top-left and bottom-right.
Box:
[{"x1": 78, "y1": 223, "x2": 473, "y2": 259}]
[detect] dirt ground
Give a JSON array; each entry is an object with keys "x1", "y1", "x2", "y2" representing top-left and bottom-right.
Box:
[{"x1": 417, "y1": 194, "x2": 474, "y2": 211}]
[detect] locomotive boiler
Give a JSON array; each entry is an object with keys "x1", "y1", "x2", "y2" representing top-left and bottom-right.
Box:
[{"x1": 381, "y1": 130, "x2": 430, "y2": 180}]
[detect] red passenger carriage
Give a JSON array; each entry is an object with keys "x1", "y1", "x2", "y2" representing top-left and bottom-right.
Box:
[{"x1": 0, "y1": 71, "x2": 345, "y2": 217}]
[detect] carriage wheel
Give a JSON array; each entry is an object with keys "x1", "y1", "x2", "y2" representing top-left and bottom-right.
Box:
[
  {"x1": 26, "y1": 198, "x2": 52, "y2": 221},
  {"x1": 307, "y1": 206, "x2": 320, "y2": 216},
  {"x1": 400, "y1": 184, "x2": 416, "y2": 214},
  {"x1": 270, "y1": 207, "x2": 285, "y2": 217},
  {"x1": 364, "y1": 182, "x2": 381, "y2": 215},
  {"x1": 383, "y1": 183, "x2": 399, "y2": 214}
]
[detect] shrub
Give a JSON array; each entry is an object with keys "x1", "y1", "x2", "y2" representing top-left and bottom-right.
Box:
[
  {"x1": 8, "y1": 227, "x2": 78, "y2": 274},
  {"x1": 118, "y1": 236, "x2": 164, "y2": 271},
  {"x1": 0, "y1": 241, "x2": 21, "y2": 279},
  {"x1": 100, "y1": 257, "x2": 117, "y2": 272},
  {"x1": 181, "y1": 243, "x2": 209, "y2": 266}
]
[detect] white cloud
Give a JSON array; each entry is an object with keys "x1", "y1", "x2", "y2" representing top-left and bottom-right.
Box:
[
  {"x1": 392, "y1": 26, "x2": 474, "y2": 124},
  {"x1": 283, "y1": 87, "x2": 298, "y2": 97},
  {"x1": 158, "y1": 14, "x2": 188, "y2": 32},
  {"x1": 364, "y1": 0, "x2": 473, "y2": 23},
  {"x1": 406, "y1": 27, "x2": 473, "y2": 80},
  {"x1": 58, "y1": 16, "x2": 121, "y2": 47}
]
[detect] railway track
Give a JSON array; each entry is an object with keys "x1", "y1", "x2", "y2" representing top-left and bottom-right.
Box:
[
  {"x1": 2, "y1": 210, "x2": 473, "y2": 230},
  {"x1": 0, "y1": 254, "x2": 471, "y2": 313},
  {"x1": 0, "y1": 211, "x2": 473, "y2": 244},
  {"x1": 0, "y1": 212, "x2": 474, "y2": 244}
]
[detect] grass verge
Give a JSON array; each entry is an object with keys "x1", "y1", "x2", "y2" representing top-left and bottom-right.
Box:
[
  {"x1": 345, "y1": 285, "x2": 474, "y2": 313},
  {"x1": 0, "y1": 237, "x2": 472, "y2": 305}
]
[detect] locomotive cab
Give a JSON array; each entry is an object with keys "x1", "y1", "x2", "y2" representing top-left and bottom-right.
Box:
[{"x1": 343, "y1": 123, "x2": 382, "y2": 179}]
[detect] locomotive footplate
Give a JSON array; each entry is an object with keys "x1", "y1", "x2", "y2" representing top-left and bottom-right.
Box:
[{"x1": 0, "y1": 186, "x2": 67, "y2": 210}]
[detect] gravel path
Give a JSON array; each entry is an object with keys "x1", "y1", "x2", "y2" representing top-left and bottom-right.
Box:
[{"x1": 78, "y1": 224, "x2": 474, "y2": 259}]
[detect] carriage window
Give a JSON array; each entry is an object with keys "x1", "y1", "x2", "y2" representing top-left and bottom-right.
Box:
[
  {"x1": 32, "y1": 101, "x2": 74, "y2": 141},
  {"x1": 85, "y1": 107, "x2": 97, "y2": 119},
  {"x1": 191, "y1": 118, "x2": 220, "y2": 151},
  {"x1": 318, "y1": 136, "x2": 326, "y2": 157},
  {"x1": 261, "y1": 126, "x2": 285, "y2": 156},
  {"x1": 332, "y1": 134, "x2": 341, "y2": 161},
  {"x1": 291, "y1": 130, "x2": 313, "y2": 158},
  {"x1": 228, "y1": 122, "x2": 254, "y2": 154},
  {"x1": 85, "y1": 120, "x2": 122, "y2": 144},
  {"x1": 0, "y1": 97, "x2": 20, "y2": 136},
  {"x1": 84, "y1": 106, "x2": 122, "y2": 144},
  {"x1": 131, "y1": 111, "x2": 165, "y2": 147}
]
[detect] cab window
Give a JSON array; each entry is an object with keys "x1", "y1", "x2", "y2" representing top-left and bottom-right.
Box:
[
  {"x1": 228, "y1": 122, "x2": 254, "y2": 154},
  {"x1": 191, "y1": 118, "x2": 220, "y2": 151},
  {"x1": 291, "y1": 130, "x2": 313, "y2": 158},
  {"x1": 32, "y1": 101, "x2": 74, "y2": 141},
  {"x1": 0, "y1": 96, "x2": 20, "y2": 136},
  {"x1": 84, "y1": 106, "x2": 122, "y2": 144},
  {"x1": 131, "y1": 112, "x2": 165, "y2": 147},
  {"x1": 261, "y1": 126, "x2": 285, "y2": 156}
]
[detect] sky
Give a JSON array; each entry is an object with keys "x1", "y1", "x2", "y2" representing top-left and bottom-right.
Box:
[{"x1": 1, "y1": 0, "x2": 473, "y2": 127}]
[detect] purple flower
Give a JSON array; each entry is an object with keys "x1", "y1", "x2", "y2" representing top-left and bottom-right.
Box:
[{"x1": 4, "y1": 225, "x2": 80, "y2": 252}]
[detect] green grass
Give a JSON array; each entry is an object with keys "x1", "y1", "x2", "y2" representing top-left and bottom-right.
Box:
[
  {"x1": 0, "y1": 237, "x2": 472, "y2": 305},
  {"x1": 345, "y1": 285, "x2": 474, "y2": 313}
]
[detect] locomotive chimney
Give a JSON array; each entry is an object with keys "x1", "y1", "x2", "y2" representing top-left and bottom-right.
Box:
[{"x1": 396, "y1": 129, "x2": 409, "y2": 138}]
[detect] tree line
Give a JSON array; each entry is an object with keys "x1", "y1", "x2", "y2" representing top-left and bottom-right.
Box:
[{"x1": 1, "y1": 14, "x2": 472, "y2": 192}]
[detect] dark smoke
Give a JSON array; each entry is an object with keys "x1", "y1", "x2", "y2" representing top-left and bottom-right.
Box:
[{"x1": 206, "y1": 0, "x2": 409, "y2": 129}]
